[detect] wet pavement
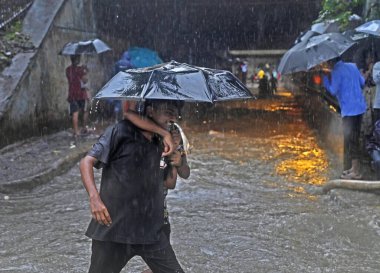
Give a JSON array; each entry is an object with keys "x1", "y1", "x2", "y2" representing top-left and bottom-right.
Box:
[
  {"x1": 1, "y1": 90, "x2": 380, "y2": 273},
  {"x1": 0, "y1": 130, "x2": 98, "y2": 193}
]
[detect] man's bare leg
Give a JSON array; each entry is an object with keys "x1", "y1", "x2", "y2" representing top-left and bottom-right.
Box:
[
  {"x1": 83, "y1": 110, "x2": 89, "y2": 133},
  {"x1": 72, "y1": 111, "x2": 80, "y2": 136}
]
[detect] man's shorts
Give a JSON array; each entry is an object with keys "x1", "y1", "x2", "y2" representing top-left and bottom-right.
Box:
[
  {"x1": 88, "y1": 238, "x2": 184, "y2": 273},
  {"x1": 69, "y1": 100, "x2": 87, "y2": 115}
]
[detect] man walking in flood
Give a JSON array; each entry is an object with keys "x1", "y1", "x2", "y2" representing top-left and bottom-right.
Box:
[{"x1": 79, "y1": 99, "x2": 184, "y2": 273}]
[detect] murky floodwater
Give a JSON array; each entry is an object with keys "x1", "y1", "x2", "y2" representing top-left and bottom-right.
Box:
[{"x1": 1, "y1": 91, "x2": 380, "y2": 273}]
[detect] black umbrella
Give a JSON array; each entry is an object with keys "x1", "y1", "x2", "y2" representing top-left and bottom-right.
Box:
[
  {"x1": 59, "y1": 38, "x2": 111, "y2": 55},
  {"x1": 94, "y1": 61, "x2": 254, "y2": 103},
  {"x1": 278, "y1": 33, "x2": 355, "y2": 75}
]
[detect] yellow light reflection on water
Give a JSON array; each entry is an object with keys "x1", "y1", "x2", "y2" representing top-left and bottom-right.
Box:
[
  {"x1": 274, "y1": 137, "x2": 329, "y2": 186},
  {"x1": 186, "y1": 89, "x2": 330, "y2": 198}
]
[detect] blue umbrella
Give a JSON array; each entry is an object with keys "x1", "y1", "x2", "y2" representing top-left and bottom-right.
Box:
[{"x1": 127, "y1": 47, "x2": 163, "y2": 68}]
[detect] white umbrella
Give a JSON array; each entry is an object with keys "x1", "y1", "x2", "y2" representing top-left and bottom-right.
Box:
[{"x1": 59, "y1": 38, "x2": 111, "y2": 55}]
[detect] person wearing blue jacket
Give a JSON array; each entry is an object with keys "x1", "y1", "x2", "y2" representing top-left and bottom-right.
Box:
[{"x1": 323, "y1": 57, "x2": 367, "y2": 179}]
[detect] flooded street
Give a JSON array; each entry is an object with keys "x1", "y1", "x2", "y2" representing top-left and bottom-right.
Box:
[{"x1": 1, "y1": 91, "x2": 380, "y2": 273}]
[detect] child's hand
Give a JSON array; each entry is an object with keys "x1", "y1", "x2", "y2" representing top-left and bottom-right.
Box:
[
  {"x1": 168, "y1": 151, "x2": 182, "y2": 167},
  {"x1": 171, "y1": 130, "x2": 181, "y2": 147},
  {"x1": 162, "y1": 125, "x2": 182, "y2": 156},
  {"x1": 162, "y1": 132, "x2": 175, "y2": 157}
]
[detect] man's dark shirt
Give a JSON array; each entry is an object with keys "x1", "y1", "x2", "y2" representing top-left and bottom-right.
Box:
[{"x1": 85, "y1": 120, "x2": 165, "y2": 245}]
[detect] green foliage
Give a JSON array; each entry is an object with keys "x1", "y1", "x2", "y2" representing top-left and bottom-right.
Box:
[
  {"x1": 316, "y1": 0, "x2": 365, "y2": 29},
  {"x1": 4, "y1": 20, "x2": 22, "y2": 40}
]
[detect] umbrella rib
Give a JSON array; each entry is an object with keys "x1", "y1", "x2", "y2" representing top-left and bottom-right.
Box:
[
  {"x1": 182, "y1": 62, "x2": 215, "y2": 102},
  {"x1": 140, "y1": 70, "x2": 155, "y2": 99},
  {"x1": 197, "y1": 70, "x2": 214, "y2": 102}
]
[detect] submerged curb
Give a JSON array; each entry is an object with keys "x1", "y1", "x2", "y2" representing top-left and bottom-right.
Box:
[
  {"x1": 0, "y1": 142, "x2": 91, "y2": 193},
  {"x1": 322, "y1": 179, "x2": 380, "y2": 194}
]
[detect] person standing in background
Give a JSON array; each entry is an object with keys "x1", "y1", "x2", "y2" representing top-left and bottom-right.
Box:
[
  {"x1": 241, "y1": 61, "x2": 248, "y2": 85},
  {"x1": 322, "y1": 57, "x2": 366, "y2": 180},
  {"x1": 66, "y1": 54, "x2": 89, "y2": 143},
  {"x1": 372, "y1": 61, "x2": 380, "y2": 124}
]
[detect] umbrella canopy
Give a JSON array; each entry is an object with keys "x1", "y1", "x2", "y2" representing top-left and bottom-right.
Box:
[
  {"x1": 311, "y1": 20, "x2": 340, "y2": 34},
  {"x1": 356, "y1": 20, "x2": 380, "y2": 36},
  {"x1": 128, "y1": 47, "x2": 163, "y2": 68},
  {"x1": 59, "y1": 38, "x2": 111, "y2": 55},
  {"x1": 342, "y1": 29, "x2": 369, "y2": 41},
  {"x1": 278, "y1": 33, "x2": 355, "y2": 75},
  {"x1": 353, "y1": 20, "x2": 380, "y2": 64},
  {"x1": 94, "y1": 61, "x2": 254, "y2": 103},
  {"x1": 294, "y1": 30, "x2": 318, "y2": 44},
  {"x1": 278, "y1": 41, "x2": 309, "y2": 74},
  {"x1": 294, "y1": 21, "x2": 340, "y2": 44}
]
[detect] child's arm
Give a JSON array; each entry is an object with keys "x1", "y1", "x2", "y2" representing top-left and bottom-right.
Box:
[
  {"x1": 124, "y1": 110, "x2": 175, "y2": 156},
  {"x1": 164, "y1": 166, "x2": 178, "y2": 189},
  {"x1": 169, "y1": 152, "x2": 190, "y2": 179},
  {"x1": 168, "y1": 129, "x2": 190, "y2": 179},
  {"x1": 177, "y1": 155, "x2": 190, "y2": 179}
]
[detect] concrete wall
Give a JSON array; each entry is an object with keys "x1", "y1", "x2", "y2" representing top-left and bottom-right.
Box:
[{"x1": 0, "y1": 0, "x2": 111, "y2": 147}]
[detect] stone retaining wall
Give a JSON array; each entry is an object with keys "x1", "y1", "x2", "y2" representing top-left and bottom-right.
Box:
[{"x1": 0, "y1": 0, "x2": 111, "y2": 147}]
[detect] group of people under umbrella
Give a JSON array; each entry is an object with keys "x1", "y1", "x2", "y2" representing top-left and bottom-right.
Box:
[
  {"x1": 59, "y1": 37, "x2": 254, "y2": 272},
  {"x1": 278, "y1": 19, "x2": 380, "y2": 181}
]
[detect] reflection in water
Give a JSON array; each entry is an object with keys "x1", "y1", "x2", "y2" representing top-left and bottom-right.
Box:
[
  {"x1": 187, "y1": 90, "x2": 329, "y2": 198},
  {"x1": 274, "y1": 136, "x2": 328, "y2": 186}
]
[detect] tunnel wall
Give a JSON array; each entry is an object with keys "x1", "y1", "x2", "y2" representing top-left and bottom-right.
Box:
[{"x1": 0, "y1": 0, "x2": 111, "y2": 147}]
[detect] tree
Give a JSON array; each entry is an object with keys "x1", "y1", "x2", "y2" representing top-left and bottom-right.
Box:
[
  {"x1": 316, "y1": 0, "x2": 365, "y2": 30},
  {"x1": 365, "y1": 0, "x2": 380, "y2": 21}
]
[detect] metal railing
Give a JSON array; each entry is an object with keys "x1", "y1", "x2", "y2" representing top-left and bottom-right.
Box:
[{"x1": 0, "y1": 0, "x2": 33, "y2": 30}]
